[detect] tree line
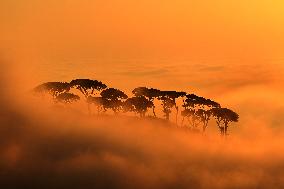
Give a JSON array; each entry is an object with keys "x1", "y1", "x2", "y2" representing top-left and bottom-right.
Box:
[{"x1": 33, "y1": 79, "x2": 239, "y2": 136}]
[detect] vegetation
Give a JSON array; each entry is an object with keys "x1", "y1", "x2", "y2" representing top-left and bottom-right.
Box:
[
  {"x1": 210, "y1": 108, "x2": 239, "y2": 136},
  {"x1": 158, "y1": 91, "x2": 186, "y2": 122},
  {"x1": 70, "y1": 79, "x2": 107, "y2": 114},
  {"x1": 56, "y1": 92, "x2": 80, "y2": 104},
  {"x1": 132, "y1": 87, "x2": 161, "y2": 117},
  {"x1": 34, "y1": 82, "x2": 70, "y2": 98},
  {"x1": 181, "y1": 94, "x2": 221, "y2": 132},
  {"x1": 87, "y1": 96, "x2": 104, "y2": 115},
  {"x1": 124, "y1": 96, "x2": 154, "y2": 117},
  {"x1": 100, "y1": 88, "x2": 128, "y2": 114},
  {"x1": 34, "y1": 79, "x2": 239, "y2": 136}
]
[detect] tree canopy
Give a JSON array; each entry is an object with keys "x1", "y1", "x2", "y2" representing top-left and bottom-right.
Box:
[
  {"x1": 34, "y1": 82, "x2": 70, "y2": 98},
  {"x1": 33, "y1": 79, "x2": 239, "y2": 136},
  {"x1": 124, "y1": 96, "x2": 154, "y2": 117},
  {"x1": 56, "y1": 92, "x2": 80, "y2": 104},
  {"x1": 210, "y1": 108, "x2": 239, "y2": 136},
  {"x1": 100, "y1": 88, "x2": 128, "y2": 114},
  {"x1": 158, "y1": 91, "x2": 186, "y2": 120},
  {"x1": 181, "y1": 94, "x2": 223, "y2": 132},
  {"x1": 70, "y1": 79, "x2": 107, "y2": 98}
]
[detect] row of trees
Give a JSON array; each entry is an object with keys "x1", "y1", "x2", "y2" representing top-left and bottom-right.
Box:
[{"x1": 34, "y1": 79, "x2": 239, "y2": 136}]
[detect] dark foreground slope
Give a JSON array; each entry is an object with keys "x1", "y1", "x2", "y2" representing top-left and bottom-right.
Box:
[{"x1": 1, "y1": 97, "x2": 284, "y2": 189}]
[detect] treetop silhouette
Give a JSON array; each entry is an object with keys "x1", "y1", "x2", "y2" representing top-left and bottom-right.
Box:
[
  {"x1": 33, "y1": 79, "x2": 239, "y2": 136},
  {"x1": 124, "y1": 96, "x2": 154, "y2": 117},
  {"x1": 132, "y1": 87, "x2": 161, "y2": 99},
  {"x1": 87, "y1": 96, "x2": 104, "y2": 114},
  {"x1": 56, "y1": 92, "x2": 80, "y2": 104},
  {"x1": 183, "y1": 94, "x2": 220, "y2": 109},
  {"x1": 132, "y1": 87, "x2": 162, "y2": 117},
  {"x1": 34, "y1": 82, "x2": 70, "y2": 98},
  {"x1": 100, "y1": 88, "x2": 128, "y2": 114},
  {"x1": 70, "y1": 79, "x2": 107, "y2": 98},
  {"x1": 70, "y1": 79, "x2": 107, "y2": 114},
  {"x1": 210, "y1": 108, "x2": 239, "y2": 136},
  {"x1": 181, "y1": 93, "x2": 221, "y2": 132},
  {"x1": 158, "y1": 91, "x2": 186, "y2": 121}
]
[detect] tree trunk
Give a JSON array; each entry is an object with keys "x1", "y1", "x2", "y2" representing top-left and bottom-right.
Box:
[
  {"x1": 217, "y1": 124, "x2": 224, "y2": 137},
  {"x1": 202, "y1": 120, "x2": 209, "y2": 133},
  {"x1": 225, "y1": 124, "x2": 228, "y2": 136},
  {"x1": 202, "y1": 122, "x2": 206, "y2": 133},
  {"x1": 219, "y1": 126, "x2": 224, "y2": 136},
  {"x1": 175, "y1": 106, "x2": 179, "y2": 125},
  {"x1": 152, "y1": 106, "x2": 156, "y2": 117}
]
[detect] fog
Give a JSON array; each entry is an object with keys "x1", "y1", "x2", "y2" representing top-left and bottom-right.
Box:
[
  {"x1": 1, "y1": 1, "x2": 284, "y2": 188},
  {"x1": 1, "y1": 62, "x2": 284, "y2": 189}
]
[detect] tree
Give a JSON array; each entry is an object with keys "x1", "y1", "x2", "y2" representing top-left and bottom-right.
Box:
[
  {"x1": 196, "y1": 98, "x2": 220, "y2": 132},
  {"x1": 210, "y1": 108, "x2": 239, "y2": 136},
  {"x1": 123, "y1": 96, "x2": 154, "y2": 117},
  {"x1": 33, "y1": 82, "x2": 70, "y2": 99},
  {"x1": 33, "y1": 79, "x2": 240, "y2": 136},
  {"x1": 87, "y1": 96, "x2": 104, "y2": 115},
  {"x1": 195, "y1": 109, "x2": 212, "y2": 132},
  {"x1": 56, "y1": 92, "x2": 80, "y2": 104},
  {"x1": 132, "y1": 87, "x2": 161, "y2": 117},
  {"x1": 100, "y1": 88, "x2": 128, "y2": 114},
  {"x1": 158, "y1": 91, "x2": 186, "y2": 122},
  {"x1": 181, "y1": 94, "x2": 220, "y2": 132},
  {"x1": 181, "y1": 94, "x2": 206, "y2": 129},
  {"x1": 70, "y1": 79, "x2": 107, "y2": 114},
  {"x1": 70, "y1": 79, "x2": 107, "y2": 98}
]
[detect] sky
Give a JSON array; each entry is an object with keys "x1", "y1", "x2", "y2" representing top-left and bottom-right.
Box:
[
  {"x1": 2, "y1": 0, "x2": 284, "y2": 57},
  {"x1": 1, "y1": 0, "x2": 284, "y2": 130},
  {"x1": 1, "y1": 0, "x2": 284, "y2": 86}
]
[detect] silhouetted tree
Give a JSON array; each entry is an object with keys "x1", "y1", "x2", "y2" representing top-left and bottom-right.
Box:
[
  {"x1": 195, "y1": 109, "x2": 212, "y2": 132},
  {"x1": 70, "y1": 79, "x2": 107, "y2": 114},
  {"x1": 181, "y1": 94, "x2": 206, "y2": 129},
  {"x1": 124, "y1": 96, "x2": 154, "y2": 117},
  {"x1": 158, "y1": 91, "x2": 186, "y2": 122},
  {"x1": 132, "y1": 87, "x2": 161, "y2": 117},
  {"x1": 101, "y1": 88, "x2": 128, "y2": 114},
  {"x1": 33, "y1": 79, "x2": 240, "y2": 136},
  {"x1": 181, "y1": 109, "x2": 201, "y2": 129},
  {"x1": 210, "y1": 108, "x2": 239, "y2": 136},
  {"x1": 56, "y1": 92, "x2": 80, "y2": 104},
  {"x1": 87, "y1": 96, "x2": 104, "y2": 115},
  {"x1": 70, "y1": 79, "x2": 107, "y2": 98},
  {"x1": 196, "y1": 98, "x2": 220, "y2": 132},
  {"x1": 181, "y1": 94, "x2": 220, "y2": 131},
  {"x1": 33, "y1": 82, "x2": 70, "y2": 99}
]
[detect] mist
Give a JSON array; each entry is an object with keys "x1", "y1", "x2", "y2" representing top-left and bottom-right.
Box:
[
  {"x1": 1, "y1": 62, "x2": 284, "y2": 189},
  {"x1": 1, "y1": 0, "x2": 284, "y2": 188}
]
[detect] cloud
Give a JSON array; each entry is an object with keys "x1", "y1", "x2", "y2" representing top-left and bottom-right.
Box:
[
  {"x1": 1, "y1": 75, "x2": 284, "y2": 189},
  {"x1": 1, "y1": 44, "x2": 284, "y2": 189}
]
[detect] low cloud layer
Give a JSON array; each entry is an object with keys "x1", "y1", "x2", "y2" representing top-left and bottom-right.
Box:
[{"x1": 1, "y1": 65, "x2": 284, "y2": 189}]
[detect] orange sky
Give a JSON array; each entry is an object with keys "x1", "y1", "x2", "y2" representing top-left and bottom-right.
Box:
[
  {"x1": 1, "y1": 0, "x2": 284, "y2": 58},
  {"x1": 1, "y1": 1, "x2": 284, "y2": 128}
]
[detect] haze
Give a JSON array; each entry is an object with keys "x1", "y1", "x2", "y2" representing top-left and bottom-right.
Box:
[{"x1": 1, "y1": 0, "x2": 284, "y2": 188}]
